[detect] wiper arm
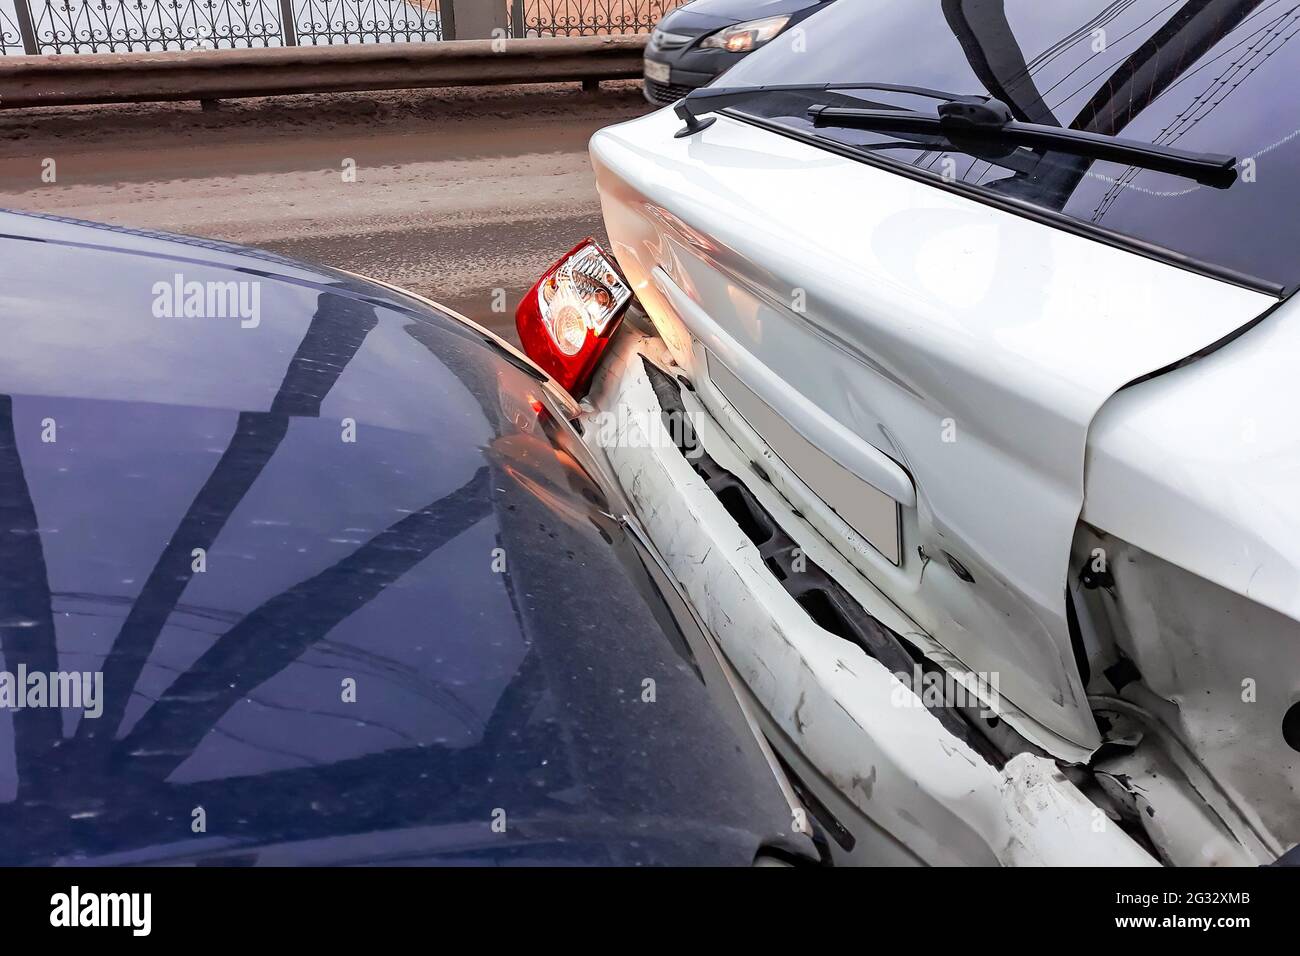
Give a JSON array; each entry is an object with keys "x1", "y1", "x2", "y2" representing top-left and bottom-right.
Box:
[
  {"x1": 672, "y1": 82, "x2": 968, "y2": 138},
  {"x1": 807, "y1": 97, "x2": 1238, "y2": 188},
  {"x1": 673, "y1": 84, "x2": 1236, "y2": 186}
]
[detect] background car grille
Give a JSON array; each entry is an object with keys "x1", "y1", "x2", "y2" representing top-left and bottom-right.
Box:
[
  {"x1": 649, "y1": 29, "x2": 693, "y2": 51},
  {"x1": 644, "y1": 78, "x2": 694, "y2": 105}
]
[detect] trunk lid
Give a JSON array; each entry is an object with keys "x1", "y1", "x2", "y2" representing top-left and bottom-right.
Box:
[{"x1": 591, "y1": 108, "x2": 1275, "y2": 748}]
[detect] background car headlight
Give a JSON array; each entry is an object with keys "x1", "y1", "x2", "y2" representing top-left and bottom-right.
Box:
[{"x1": 699, "y1": 15, "x2": 791, "y2": 53}]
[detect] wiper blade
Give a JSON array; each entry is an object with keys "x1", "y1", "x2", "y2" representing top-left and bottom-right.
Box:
[
  {"x1": 807, "y1": 97, "x2": 1238, "y2": 188},
  {"x1": 673, "y1": 84, "x2": 1237, "y2": 186},
  {"x1": 672, "y1": 82, "x2": 968, "y2": 138}
]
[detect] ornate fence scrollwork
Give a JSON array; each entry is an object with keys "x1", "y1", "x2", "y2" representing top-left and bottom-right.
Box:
[
  {"x1": 27, "y1": 0, "x2": 284, "y2": 54},
  {"x1": 0, "y1": 0, "x2": 444, "y2": 53},
  {"x1": 0, "y1": 0, "x2": 676, "y2": 55},
  {"x1": 522, "y1": 0, "x2": 684, "y2": 36},
  {"x1": 291, "y1": 0, "x2": 442, "y2": 45},
  {"x1": 1, "y1": 0, "x2": 30, "y2": 53}
]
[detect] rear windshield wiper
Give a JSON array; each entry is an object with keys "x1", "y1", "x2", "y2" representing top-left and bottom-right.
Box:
[
  {"x1": 673, "y1": 84, "x2": 1237, "y2": 188},
  {"x1": 807, "y1": 97, "x2": 1237, "y2": 188},
  {"x1": 672, "y1": 82, "x2": 968, "y2": 136}
]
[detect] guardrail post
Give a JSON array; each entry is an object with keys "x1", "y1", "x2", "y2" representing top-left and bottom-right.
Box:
[
  {"x1": 14, "y1": 0, "x2": 39, "y2": 55},
  {"x1": 277, "y1": 0, "x2": 298, "y2": 45}
]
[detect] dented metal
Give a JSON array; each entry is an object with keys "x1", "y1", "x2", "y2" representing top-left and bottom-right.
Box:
[{"x1": 580, "y1": 330, "x2": 1155, "y2": 866}]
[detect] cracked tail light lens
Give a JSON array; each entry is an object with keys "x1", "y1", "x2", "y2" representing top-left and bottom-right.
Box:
[{"x1": 516, "y1": 238, "x2": 632, "y2": 397}]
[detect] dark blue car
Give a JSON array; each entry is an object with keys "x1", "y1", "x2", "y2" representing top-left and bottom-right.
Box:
[{"x1": 0, "y1": 210, "x2": 817, "y2": 866}]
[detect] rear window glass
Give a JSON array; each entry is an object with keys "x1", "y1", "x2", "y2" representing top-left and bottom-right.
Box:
[{"x1": 719, "y1": 0, "x2": 1300, "y2": 294}]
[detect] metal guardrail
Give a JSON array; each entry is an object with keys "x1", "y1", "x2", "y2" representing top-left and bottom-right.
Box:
[
  {"x1": 0, "y1": 0, "x2": 686, "y2": 55},
  {"x1": 0, "y1": 33, "x2": 649, "y2": 108}
]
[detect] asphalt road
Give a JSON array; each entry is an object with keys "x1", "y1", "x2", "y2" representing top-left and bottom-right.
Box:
[{"x1": 0, "y1": 81, "x2": 656, "y2": 343}]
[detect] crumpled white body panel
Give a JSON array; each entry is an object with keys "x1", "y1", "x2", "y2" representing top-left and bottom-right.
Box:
[
  {"x1": 582, "y1": 331, "x2": 1155, "y2": 866},
  {"x1": 589, "y1": 107, "x2": 1273, "y2": 748}
]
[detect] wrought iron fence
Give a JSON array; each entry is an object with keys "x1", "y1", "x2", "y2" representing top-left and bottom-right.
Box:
[
  {"x1": 517, "y1": 0, "x2": 685, "y2": 36},
  {"x1": 1, "y1": 5, "x2": 20, "y2": 54},
  {"x1": 0, "y1": 0, "x2": 445, "y2": 54},
  {"x1": 291, "y1": 0, "x2": 444, "y2": 45},
  {"x1": 0, "y1": 0, "x2": 682, "y2": 54}
]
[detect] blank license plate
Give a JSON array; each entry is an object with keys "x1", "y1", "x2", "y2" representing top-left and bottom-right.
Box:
[{"x1": 644, "y1": 58, "x2": 671, "y2": 84}]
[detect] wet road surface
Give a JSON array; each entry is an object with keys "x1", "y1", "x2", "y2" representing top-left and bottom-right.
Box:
[{"x1": 0, "y1": 81, "x2": 655, "y2": 343}]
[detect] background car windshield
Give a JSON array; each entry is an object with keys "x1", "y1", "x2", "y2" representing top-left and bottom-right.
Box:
[{"x1": 720, "y1": 0, "x2": 1300, "y2": 293}]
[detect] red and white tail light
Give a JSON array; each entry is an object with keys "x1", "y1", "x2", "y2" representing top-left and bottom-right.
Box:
[{"x1": 516, "y1": 239, "x2": 632, "y2": 397}]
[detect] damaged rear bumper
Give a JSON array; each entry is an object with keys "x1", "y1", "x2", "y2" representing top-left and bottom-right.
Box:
[{"x1": 579, "y1": 326, "x2": 1156, "y2": 867}]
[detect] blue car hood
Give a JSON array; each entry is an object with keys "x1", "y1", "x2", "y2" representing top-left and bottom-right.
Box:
[{"x1": 0, "y1": 211, "x2": 807, "y2": 866}]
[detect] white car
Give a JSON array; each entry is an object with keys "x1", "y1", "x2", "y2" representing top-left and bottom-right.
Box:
[{"x1": 512, "y1": 0, "x2": 1300, "y2": 866}]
